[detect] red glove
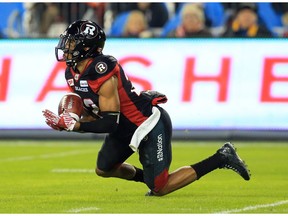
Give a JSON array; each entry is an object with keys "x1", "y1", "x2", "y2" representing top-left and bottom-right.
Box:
[{"x1": 42, "y1": 109, "x2": 76, "y2": 131}]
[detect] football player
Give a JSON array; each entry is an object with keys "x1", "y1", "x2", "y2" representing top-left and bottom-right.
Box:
[{"x1": 42, "y1": 20, "x2": 250, "y2": 196}]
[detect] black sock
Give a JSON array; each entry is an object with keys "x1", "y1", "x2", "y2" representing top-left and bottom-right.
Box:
[
  {"x1": 191, "y1": 152, "x2": 223, "y2": 180},
  {"x1": 130, "y1": 166, "x2": 144, "y2": 183}
]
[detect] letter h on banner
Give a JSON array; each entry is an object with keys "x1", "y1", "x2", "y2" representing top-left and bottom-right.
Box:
[{"x1": 182, "y1": 57, "x2": 231, "y2": 102}]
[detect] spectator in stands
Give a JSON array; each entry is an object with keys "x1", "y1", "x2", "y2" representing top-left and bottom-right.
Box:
[
  {"x1": 257, "y1": 3, "x2": 288, "y2": 37},
  {"x1": 24, "y1": 3, "x2": 65, "y2": 37},
  {"x1": 271, "y1": 3, "x2": 288, "y2": 32},
  {"x1": 168, "y1": 4, "x2": 212, "y2": 38},
  {"x1": 83, "y1": 3, "x2": 106, "y2": 27},
  {"x1": 137, "y1": 3, "x2": 169, "y2": 28},
  {"x1": 221, "y1": 3, "x2": 243, "y2": 24},
  {"x1": 24, "y1": 3, "x2": 100, "y2": 38},
  {"x1": 0, "y1": 2, "x2": 26, "y2": 38},
  {"x1": 160, "y1": 3, "x2": 225, "y2": 37},
  {"x1": 222, "y1": 3, "x2": 273, "y2": 38},
  {"x1": 108, "y1": 3, "x2": 169, "y2": 29},
  {"x1": 121, "y1": 10, "x2": 152, "y2": 38},
  {"x1": 41, "y1": 3, "x2": 65, "y2": 37}
]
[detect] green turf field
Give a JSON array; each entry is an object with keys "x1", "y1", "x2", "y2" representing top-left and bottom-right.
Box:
[{"x1": 0, "y1": 140, "x2": 287, "y2": 213}]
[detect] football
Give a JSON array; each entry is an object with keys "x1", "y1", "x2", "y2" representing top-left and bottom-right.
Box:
[{"x1": 58, "y1": 93, "x2": 84, "y2": 121}]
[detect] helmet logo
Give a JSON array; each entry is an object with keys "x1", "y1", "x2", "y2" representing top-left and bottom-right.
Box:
[{"x1": 82, "y1": 23, "x2": 97, "y2": 38}]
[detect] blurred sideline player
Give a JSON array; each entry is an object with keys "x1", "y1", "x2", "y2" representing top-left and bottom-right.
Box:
[{"x1": 42, "y1": 20, "x2": 250, "y2": 196}]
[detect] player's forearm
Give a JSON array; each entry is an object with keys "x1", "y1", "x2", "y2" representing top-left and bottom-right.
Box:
[{"x1": 73, "y1": 111, "x2": 120, "y2": 133}]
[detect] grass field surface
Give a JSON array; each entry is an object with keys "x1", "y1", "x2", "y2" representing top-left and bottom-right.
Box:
[{"x1": 0, "y1": 140, "x2": 287, "y2": 213}]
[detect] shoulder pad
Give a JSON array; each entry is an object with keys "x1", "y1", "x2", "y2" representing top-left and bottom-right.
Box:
[{"x1": 92, "y1": 55, "x2": 117, "y2": 74}]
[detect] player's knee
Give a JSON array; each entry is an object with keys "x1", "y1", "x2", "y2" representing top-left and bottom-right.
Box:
[
  {"x1": 95, "y1": 167, "x2": 106, "y2": 177},
  {"x1": 147, "y1": 169, "x2": 169, "y2": 196},
  {"x1": 95, "y1": 167, "x2": 116, "y2": 178}
]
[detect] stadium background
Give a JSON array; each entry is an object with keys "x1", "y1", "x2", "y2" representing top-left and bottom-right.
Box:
[{"x1": 1, "y1": 2, "x2": 288, "y2": 141}]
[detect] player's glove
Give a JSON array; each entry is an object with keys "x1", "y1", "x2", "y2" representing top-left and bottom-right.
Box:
[
  {"x1": 42, "y1": 109, "x2": 76, "y2": 131},
  {"x1": 42, "y1": 109, "x2": 62, "y2": 131}
]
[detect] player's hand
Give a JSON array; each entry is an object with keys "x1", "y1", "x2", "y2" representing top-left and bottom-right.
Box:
[
  {"x1": 42, "y1": 109, "x2": 63, "y2": 131},
  {"x1": 42, "y1": 109, "x2": 76, "y2": 131},
  {"x1": 60, "y1": 111, "x2": 77, "y2": 131}
]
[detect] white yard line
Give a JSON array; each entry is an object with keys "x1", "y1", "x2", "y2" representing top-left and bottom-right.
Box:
[
  {"x1": 214, "y1": 200, "x2": 288, "y2": 214},
  {"x1": 52, "y1": 168, "x2": 94, "y2": 173},
  {"x1": 66, "y1": 206, "x2": 100, "y2": 213},
  {"x1": 0, "y1": 149, "x2": 93, "y2": 162}
]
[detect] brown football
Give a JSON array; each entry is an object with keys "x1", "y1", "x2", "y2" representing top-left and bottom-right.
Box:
[{"x1": 58, "y1": 93, "x2": 84, "y2": 121}]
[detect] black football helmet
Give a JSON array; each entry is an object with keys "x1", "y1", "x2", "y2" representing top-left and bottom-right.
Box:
[{"x1": 55, "y1": 20, "x2": 106, "y2": 67}]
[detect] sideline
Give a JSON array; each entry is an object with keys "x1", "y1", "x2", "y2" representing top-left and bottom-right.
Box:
[
  {"x1": 66, "y1": 207, "x2": 100, "y2": 213},
  {"x1": 214, "y1": 200, "x2": 288, "y2": 214},
  {"x1": 52, "y1": 168, "x2": 94, "y2": 173},
  {"x1": 0, "y1": 149, "x2": 93, "y2": 162}
]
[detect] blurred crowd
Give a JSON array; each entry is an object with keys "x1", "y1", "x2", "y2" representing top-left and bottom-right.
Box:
[{"x1": 1, "y1": 2, "x2": 288, "y2": 39}]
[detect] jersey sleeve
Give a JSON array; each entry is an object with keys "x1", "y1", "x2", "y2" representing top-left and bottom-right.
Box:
[{"x1": 88, "y1": 55, "x2": 120, "y2": 93}]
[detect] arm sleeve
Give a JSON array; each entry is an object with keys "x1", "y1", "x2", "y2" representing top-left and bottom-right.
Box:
[{"x1": 78, "y1": 111, "x2": 120, "y2": 133}]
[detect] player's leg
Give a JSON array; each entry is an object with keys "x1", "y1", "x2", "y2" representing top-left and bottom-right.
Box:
[
  {"x1": 96, "y1": 134, "x2": 144, "y2": 182},
  {"x1": 141, "y1": 107, "x2": 250, "y2": 196},
  {"x1": 150, "y1": 142, "x2": 251, "y2": 196},
  {"x1": 152, "y1": 152, "x2": 226, "y2": 196},
  {"x1": 138, "y1": 106, "x2": 174, "y2": 194},
  {"x1": 139, "y1": 107, "x2": 200, "y2": 195}
]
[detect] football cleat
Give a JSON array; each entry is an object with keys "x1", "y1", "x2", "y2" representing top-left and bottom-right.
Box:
[
  {"x1": 145, "y1": 190, "x2": 154, "y2": 196},
  {"x1": 217, "y1": 142, "x2": 251, "y2": 181}
]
